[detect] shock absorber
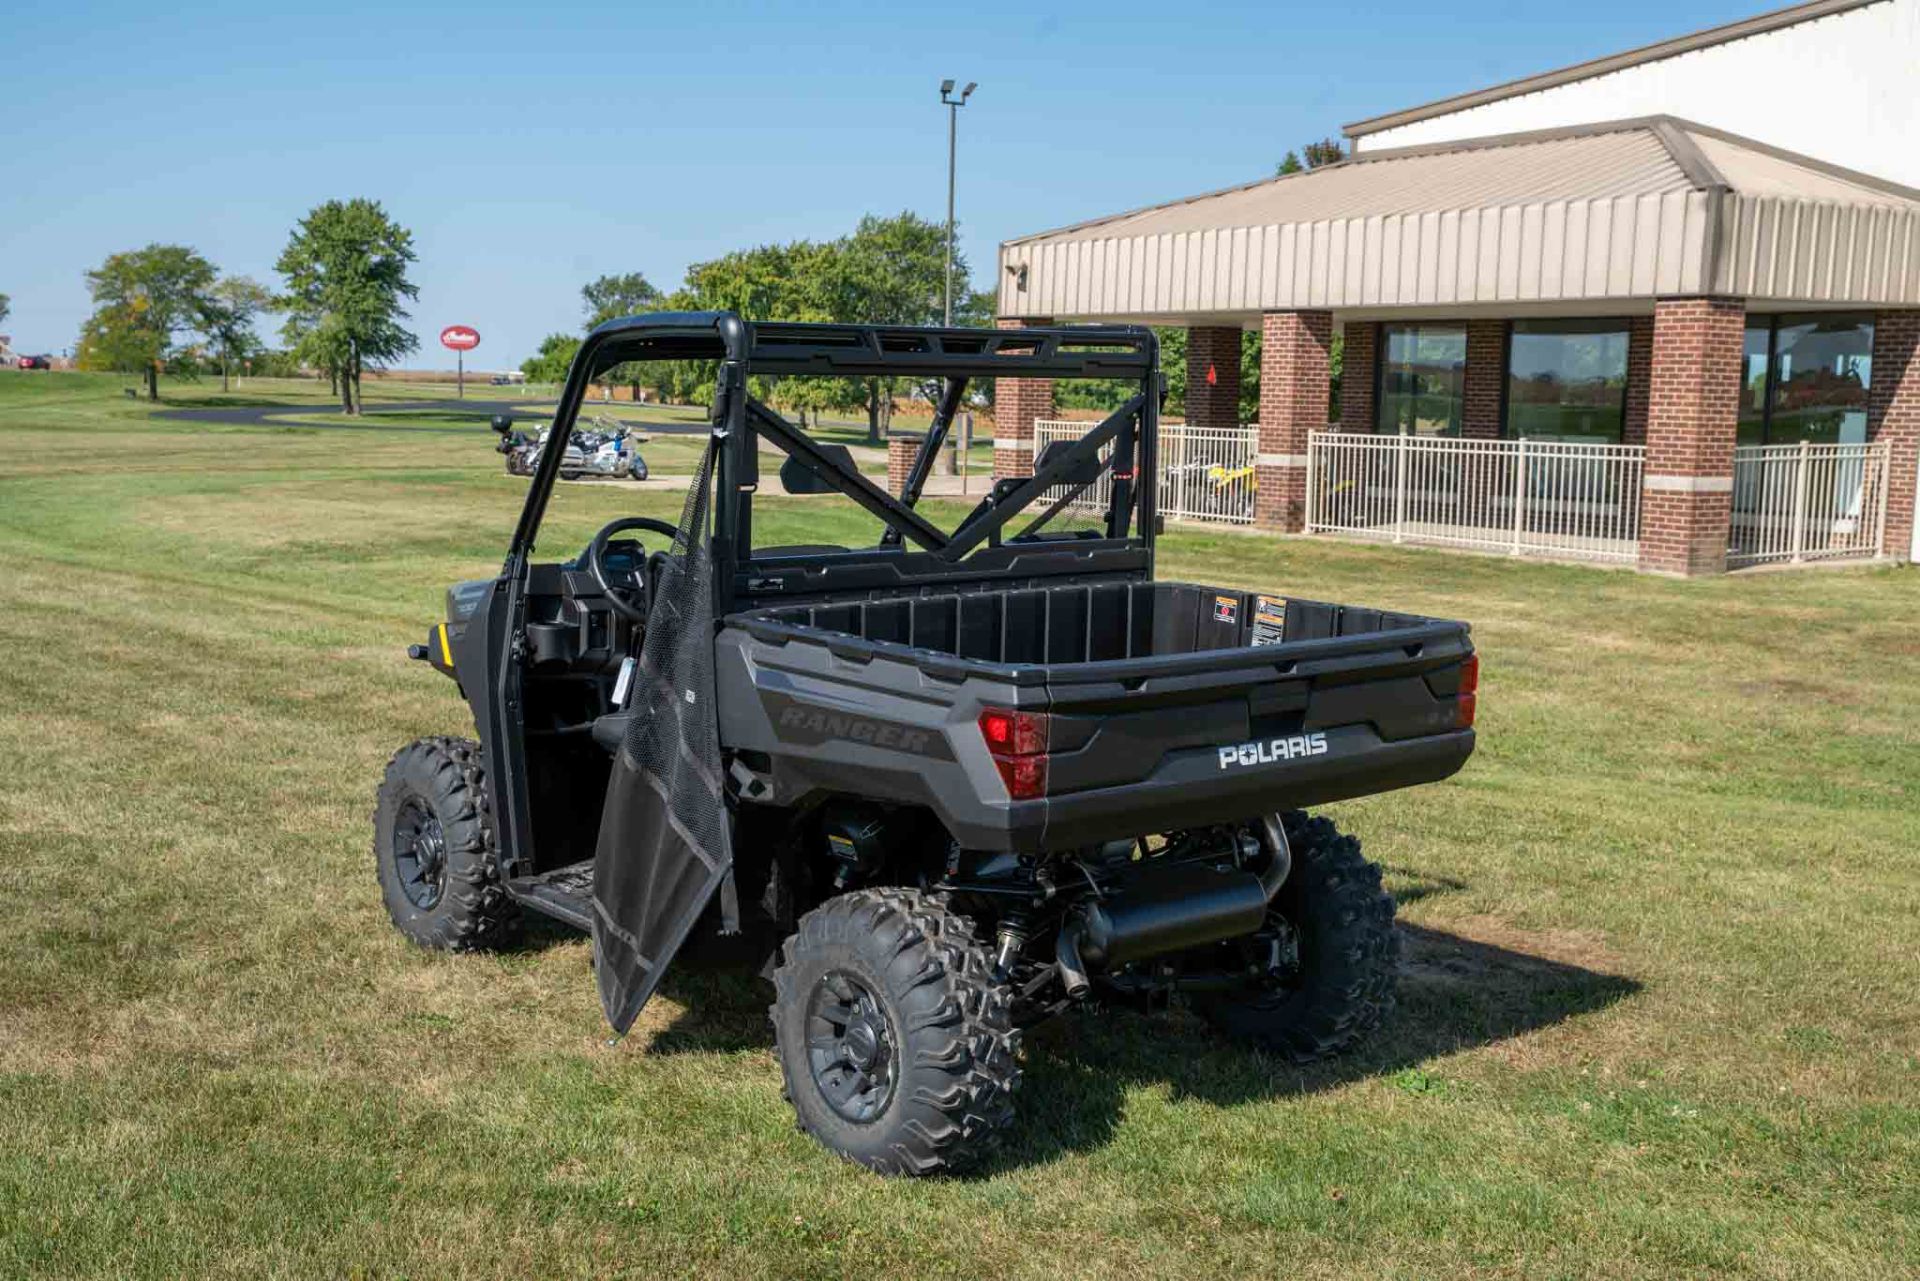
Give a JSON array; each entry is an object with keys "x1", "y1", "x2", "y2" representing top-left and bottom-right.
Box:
[{"x1": 993, "y1": 914, "x2": 1029, "y2": 982}]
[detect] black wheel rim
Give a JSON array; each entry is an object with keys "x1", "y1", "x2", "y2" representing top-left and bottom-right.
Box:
[
  {"x1": 392, "y1": 796, "x2": 447, "y2": 910},
  {"x1": 804, "y1": 970, "x2": 898, "y2": 1124}
]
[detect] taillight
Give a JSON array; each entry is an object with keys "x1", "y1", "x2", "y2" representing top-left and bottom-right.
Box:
[
  {"x1": 1456, "y1": 653, "x2": 1480, "y2": 729},
  {"x1": 979, "y1": 706, "x2": 1050, "y2": 799}
]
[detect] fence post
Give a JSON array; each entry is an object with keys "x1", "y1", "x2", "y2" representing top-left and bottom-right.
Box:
[
  {"x1": 1303, "y1": 432, "x2": 1318, "y2": 533},
  {"x1": 1871, "y1": 443, "x2": 1890, "y2": 558},
  {"x1": 1510, "y1": 437, "x2": 1527, "y2": 555},
  {"x1": 1392, "y1": 431, "x2": 1409, "y2": 543},
  {"x1": 1789, "y1": 439, "x2": 1811, "y2": 563}
]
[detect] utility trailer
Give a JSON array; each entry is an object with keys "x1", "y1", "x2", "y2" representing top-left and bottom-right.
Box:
[{"x1": 374, "y1": 312, "x2": 1478, "y2": 1175}]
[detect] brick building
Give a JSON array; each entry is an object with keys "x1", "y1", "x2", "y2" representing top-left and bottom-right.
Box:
[{"x1": 994, "y1": 1, "x2": 1920, "y2": 574}]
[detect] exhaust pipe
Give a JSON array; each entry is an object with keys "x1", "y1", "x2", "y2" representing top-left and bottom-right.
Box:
[
  {"x1": 1257, "y1": 813, "x2": 1292, "y2": 898},
  {"x1": 1054, "y1": 817, "x2": 1294, "y2": 995},
  {"x1": 1056, "y1": 917, "x2": 1093, "y2": 998}
]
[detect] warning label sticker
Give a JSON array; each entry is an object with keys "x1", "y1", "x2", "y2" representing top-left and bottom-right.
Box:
[
  {"x1": 1213, "y1": 595, "x2": 1239, "y2": 625},
  {"x1": 1250, "y1": 594, "x2": 1286, "y2": 646}
]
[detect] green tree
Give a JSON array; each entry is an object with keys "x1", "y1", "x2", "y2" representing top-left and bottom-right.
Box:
[
  {"x1": 680, "y1": 239, "x2": 846, "y2": 419},
  {"x1": 276, "y1": 199, "x2": 419, "y2": 415},
  {"x1": 75, "y1": 244, "x2": 217, "y2": 399},
  {"x1": 520, "y1": 332, "x2": 582, "y2": 385},
  {"x1": 1276, "y1": 136, "x2": 1347, "y2": 176},
  {"x1": 581, "y1": 272, "x2": 663, "y2": 328},
  {"x1": 202, "y1": 276, "x2": 277, "y2": 392},
  {"x1": 1302, "y1": 137, "x2": 1347, "y2": 168},
  {"x1": 580, "y1": 272, "x2": 671, "y2": 399},
  {"x1": 0, "y1": 293, "x2": 10, "y2": 328},
  {"x1": 818, "y1": 212, "x2": 964, "y2": 440}
]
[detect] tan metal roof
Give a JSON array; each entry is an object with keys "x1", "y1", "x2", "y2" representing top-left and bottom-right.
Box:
[
  {"x1": 1343, "y1": 0, "x2": 1886, "y2": 140},
  {"x1": 997, "y1": 117, "x2": 1920, "y2": 321}
]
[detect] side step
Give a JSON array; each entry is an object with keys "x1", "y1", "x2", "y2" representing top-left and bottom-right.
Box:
[{"x1": 505, "y1": 859, "x2": 595, "y2": 933}]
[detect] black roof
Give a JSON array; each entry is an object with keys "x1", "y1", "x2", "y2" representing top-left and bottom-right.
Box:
[{"x1": 582, "y1": 311, "x2": 1158, "y2": 381}]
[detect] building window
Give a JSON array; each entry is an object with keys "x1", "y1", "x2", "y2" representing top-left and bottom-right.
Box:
[
  {"x1": 1738, "y1": 314, "x2": 1874, "y2": 447},
  {"x1": 1375, "y1": 324, "x2": 1465, "y2": 436},
  {"x1": 1504, "y1": 319, "x2": 1630, "y2": 443}
]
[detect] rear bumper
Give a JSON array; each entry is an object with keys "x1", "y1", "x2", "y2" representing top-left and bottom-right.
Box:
[{"x1": 1020, "y1": 726, "x2": 1474, "y2": 850}]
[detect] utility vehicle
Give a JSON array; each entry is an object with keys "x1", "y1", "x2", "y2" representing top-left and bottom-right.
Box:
[{"x1": 375, "y1": 312, "x2": 1478, "y2": 1175}]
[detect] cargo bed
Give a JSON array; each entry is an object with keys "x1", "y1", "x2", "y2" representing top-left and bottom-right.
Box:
[{"x1": 719, "y1": 581, "x2": 1476, "y2": 851}]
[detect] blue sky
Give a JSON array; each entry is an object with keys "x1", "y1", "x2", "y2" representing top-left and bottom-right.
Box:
[{"x1": 2, "y1": 0, "x2": 1768, "y2": 368}]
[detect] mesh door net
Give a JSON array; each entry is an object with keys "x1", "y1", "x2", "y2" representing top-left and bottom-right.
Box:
[{"x1": 591, "y1": 436, "x2": 736, "y2": 1034}]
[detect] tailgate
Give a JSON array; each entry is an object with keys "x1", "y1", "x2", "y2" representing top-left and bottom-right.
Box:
[{"x1": 1034, "y1": 595, "x2": 1475, "y2": 846}]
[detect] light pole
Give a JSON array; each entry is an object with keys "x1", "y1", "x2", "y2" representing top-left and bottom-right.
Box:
[{"x1": 940, "y1": 79, "x2": 976, "y2": 327}]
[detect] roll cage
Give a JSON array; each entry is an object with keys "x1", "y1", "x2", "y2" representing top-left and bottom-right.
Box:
[{"x1": 507, "y1": 311, "x2": 1163, "y2": 610}]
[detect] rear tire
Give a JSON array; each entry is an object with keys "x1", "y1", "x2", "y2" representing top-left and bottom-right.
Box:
[
  {"x1": 770, "y1": 888, "x2": 1020, "y2": 1176},
  {"x1": 1194, "y1": 812, "x2": 1399, "y2": 1063},
  {"x1": 373, "y1": 736, "x2": 516, "y2": 951}
]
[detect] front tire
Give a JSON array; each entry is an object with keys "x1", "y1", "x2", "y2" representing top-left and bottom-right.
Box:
[
  {"x1": 1194, "y1": 812, "x2": 1399, "y2": 1062},
  {"x1": 771, "y1": 889, "x2": 1020, "y2": 1176},
  {"x1": 373, "y1": 736, "x2": 516, "y2": 951}
]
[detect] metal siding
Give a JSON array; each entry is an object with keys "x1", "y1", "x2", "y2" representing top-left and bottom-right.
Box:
[
  {"x1": 1494, "y1": 206, "x2": 1521, "y2": 300},
  {"x1": 1518, "y1": 203, "x2": 1545, "y2": 300},
  {"x1": 1380, "y1": 215, "x2": 1401, "y2": 304},
  {"x1": 1006, "y1": 185, "x2": 1920, "y2": 321},
  {"x1": 1397, "y1": 215, "x2": 1422, "y2": 303},
  {"x1": 1469, "y1": 208, "x2": 1495, "y2": 301},
  {"x1": 1538, "y1": 202, "x2": 1566, "y2": 299}
]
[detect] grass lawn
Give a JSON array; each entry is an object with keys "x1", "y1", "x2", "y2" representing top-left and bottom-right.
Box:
[{"x1": 0, "y1": 371, "x2": 1914, "y2": 1278}]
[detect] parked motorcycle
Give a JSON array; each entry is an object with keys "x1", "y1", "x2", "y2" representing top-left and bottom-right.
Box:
[
  {"x1": 492, "y1": 414, "x2": 649, "y2": 481},
  {"x1": 493, "y1": 415, "x2": 541, "y2": 477}
]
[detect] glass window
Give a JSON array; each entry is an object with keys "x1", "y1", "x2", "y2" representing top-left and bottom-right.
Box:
[
  {"x1": 1505, "y1": 319, "x2": 1630, "y2": 443},
  {"x1": 1739, "y1": 320, "x2": 1771, "y2": 446},
  {"x1": 1376, "y1": 324, "x2": 1465, "y2": 436},
  {"x1": 1767, "y1": 315, "x2": 1873, "y2": 446}
]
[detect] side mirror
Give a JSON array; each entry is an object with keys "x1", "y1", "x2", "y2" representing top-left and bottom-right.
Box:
[
  {"x1": 779, "y1": 447, "x2": 858, "y2": 495},
  {"x1": 1036, "y1": 439, "x2": 1104, "y2": 486},
  {"x1": 490, "y1": 414, "x2": 514, "y2": 436}
]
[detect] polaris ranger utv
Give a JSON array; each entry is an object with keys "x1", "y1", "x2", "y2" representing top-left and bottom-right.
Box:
[{"x1": 374, "y1": 312, "x2": 1478, "y2": 1175}]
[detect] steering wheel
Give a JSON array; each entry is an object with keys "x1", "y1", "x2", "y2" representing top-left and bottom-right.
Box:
[{"x1": 585, "y1": 516, "x2": 680, "y2": 623}]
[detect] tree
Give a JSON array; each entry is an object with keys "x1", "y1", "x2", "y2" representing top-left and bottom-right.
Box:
[
  {"x1": 581, "y1": 272, "x2": 663, "y2": 329},
  {"x1": 276, "y1": 199, "x2": 419, "y2": 415},
  {"x1": 0, "y1": 293, "x2": 9, "y2": 327},
  {"x1": 580, "y1": 273, "x2": 670, "y2": 398},
  {"x1": 1276, "y1": 136, "x2": 1347, "y2": 176},
  {"x1": 76, "y1": 244, "x2": 217, "y2": 399},
  {"x1": 818, "y1": 212, "x2": 964, "y2": 440},
  {"x1": 1303, "y1": 137, "x2": 1346, "y2": 168},
  {"x1": 520, "y1": 332, "x2": 582, "y2": 385},
  {"x1": 202, "y1": 276, "x2": 276, "y2": 392},
  {"x1": 563, "y1": 212, "x2": 977, "y2": 427}
]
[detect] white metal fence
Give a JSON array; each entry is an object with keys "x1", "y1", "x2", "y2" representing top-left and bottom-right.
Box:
[
  {"x1": 1032, "y1": 419, "x2": 1257, "y2": 525},
  {"x1": 1728, "y1": 441, "x2": 1890, "y2": 567},
  {"x1": 1306, "y1": 432, "x2": 1647, "y2": 564}
]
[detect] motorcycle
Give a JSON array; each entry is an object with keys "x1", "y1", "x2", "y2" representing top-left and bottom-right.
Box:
[
  {"x1": 492, "y1": 414, "x2": 649, "y2": 481},
  {"x1": 493, "y1": 415, "x2": 541, "y2": 477}
]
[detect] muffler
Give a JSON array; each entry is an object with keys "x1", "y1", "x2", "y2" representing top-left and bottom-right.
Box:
[{"x1": 1056, "y1": 818, "x2": 1292, "y2": 998}]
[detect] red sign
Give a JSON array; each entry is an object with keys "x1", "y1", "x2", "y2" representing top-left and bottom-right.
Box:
[
  {"x1": 440, "y1": 325, "x2": 481, "y2": 352},
  {"x1": 1206, "y1": 363, "x2": 1218, "y2": 386}
]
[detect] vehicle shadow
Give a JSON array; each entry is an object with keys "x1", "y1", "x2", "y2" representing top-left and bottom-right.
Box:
[
  {"x1": 641, "y1": 917, "x2": 1642, "y2": 1173},
  {"x1": 998, "y1": 922, "x2": 1640, "y2": 1172}
]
